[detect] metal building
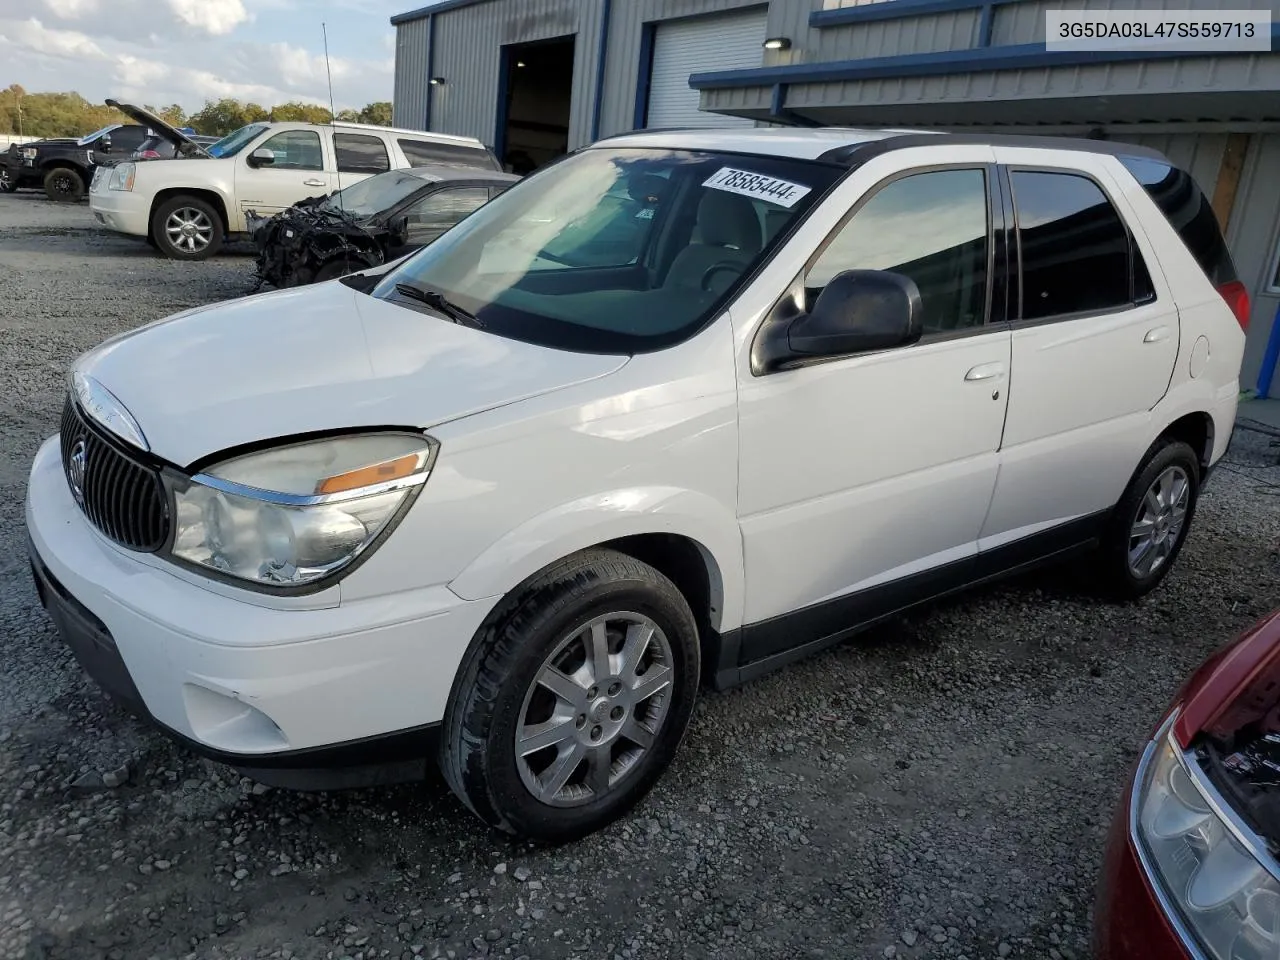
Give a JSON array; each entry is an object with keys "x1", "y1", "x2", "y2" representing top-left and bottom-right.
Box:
[{"x1": 390, "y1": 0, "x2": 1280, "y2": 396}]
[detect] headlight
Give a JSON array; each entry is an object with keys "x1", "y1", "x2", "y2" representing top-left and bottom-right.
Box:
[
  {"x1": 167, "y1": 433, "x2": 436, "y2": 588},
  {"x1": 1136, "y1": 717, "x2": 1280, "y2": 958},
  {"x1": 109, "y1": 162, "x2": 136, "y2": 191},
  {"x1": 20, "y1": 147, "x2": 37, "y2": 159}
]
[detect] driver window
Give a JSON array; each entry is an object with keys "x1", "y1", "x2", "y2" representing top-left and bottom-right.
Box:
[
  {"x1": 404, "y1": 187, "x2": 490, "y2": 246},
  {"x1": 256, "y1": 130, "x2": 323, "y2": 171},
  {"x1": 807, "y1": 169, "x2": 990, "y2": 334}
]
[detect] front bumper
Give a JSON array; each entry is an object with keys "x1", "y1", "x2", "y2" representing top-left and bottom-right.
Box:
[
  {"x1": 25, "y1": 435, "x2": 495, "y2": 788},
  {"x1": 88, "y1": 183, "x2": 152, "y2": 237}
]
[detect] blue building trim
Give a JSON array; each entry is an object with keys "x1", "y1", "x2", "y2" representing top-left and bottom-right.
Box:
[
  {"x1": 976, "y1": 2, "x2": 995, "y2": 47},
  {"x1": 391, "y1": 0, "x2": 489, "y2": 26},
  {"x1": 494, "y1": 47, "x2": 511, "y2": 164},
  {"x1": 769, "y1": 83, "x2": 822, "y2": 127},
  {"x1": 590, "y1": 0, "x2": 614, "y2": 141},
  {"x1": 423, "y1": 13, "x2": 436, "y2": 129},
  {"x1": 632, "y1": 22, "x2": 658, "y2": 129},
  {"x1": 810, "y1": 0, "x2": 1020, "y2": 29},
  {"x1": 690, "y1": 24, "x2": 1280, "y2": 90}
]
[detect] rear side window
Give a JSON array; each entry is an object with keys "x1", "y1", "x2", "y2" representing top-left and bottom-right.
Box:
[
  {"x1": 398, "y1": 137, "x2": 500, "y2": 171},
  {"x1": 335, "y1": 133, "x2": 390, "y2": 174},
  {"x1": 1010, "y1": 170, "x2": 1133, "y2": 321},
  {"x1": 1119, "y1": 156, "x2": 1239, "y2": 287}
]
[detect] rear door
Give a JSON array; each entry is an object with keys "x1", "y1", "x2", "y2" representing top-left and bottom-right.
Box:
[
  {"x1": 978, "y1": 148, "x2": 1180, "y2": 548},
  {"x1": 235, "y1": 128, "x2": 333, "y2": 227}
]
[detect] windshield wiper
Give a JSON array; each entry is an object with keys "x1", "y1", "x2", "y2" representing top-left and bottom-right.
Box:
[{"x1": 393, "y1": 282, "x2": 485, "y2": 328}]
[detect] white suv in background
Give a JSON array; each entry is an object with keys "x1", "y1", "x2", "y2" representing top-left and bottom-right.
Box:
[
  {"x1": 29, "y1": 128, "x2": 1249, "y2": 841},
  {"x1": 89, "y1": 101, "x2": 500, "y2": 260}
]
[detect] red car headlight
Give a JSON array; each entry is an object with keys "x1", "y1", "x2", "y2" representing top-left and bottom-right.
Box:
[{"x1": 1135, "y1": 711, "x2": 1280, "y2": 958}]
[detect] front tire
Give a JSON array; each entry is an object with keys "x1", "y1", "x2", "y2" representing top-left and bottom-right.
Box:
[
  {"x1": 43, "y1": 167, "x2": 85, "y2": 202},
  {"x1": 1095, "y1": 439, "x2": 1200, "y2": 600},
  {"x1": 151, "y1": 195, "x2": 224, "y2": 260},
  {"x1": 0, "y1": 166, "x2": 16, "y2": 193},
  {"x1": 440, "y1": 550, "x2": 701, "y2": 842}
]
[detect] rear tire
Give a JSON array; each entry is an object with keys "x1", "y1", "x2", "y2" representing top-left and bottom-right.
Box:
[
  {"x1": 151, "y1": 195, "x2": 224, "y2": 260},
  {"x1": 1094, "y1": 439, "x2": 1200, "y2": 600},
  {"x1": 439, "y1": 549, "x2": 701, "y2": 842},
  {"x1": 43, "y1": 167, "x2": 85, "y2": 202}
]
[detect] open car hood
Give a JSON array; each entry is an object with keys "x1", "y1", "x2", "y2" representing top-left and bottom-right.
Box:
[{"x1": 105, "y1": 99, "x2": 210, "y2": 157}]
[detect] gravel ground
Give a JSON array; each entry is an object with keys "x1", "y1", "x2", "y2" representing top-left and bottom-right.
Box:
[{"x1": 2, "y1": 191, "x2": 1279, "y2": 960}]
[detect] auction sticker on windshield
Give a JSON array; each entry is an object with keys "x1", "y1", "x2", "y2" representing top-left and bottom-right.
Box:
[{"x1": 702, "y1": 168, "x2": 811, "y2": 208}]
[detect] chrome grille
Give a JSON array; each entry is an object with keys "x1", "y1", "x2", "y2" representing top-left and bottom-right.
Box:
[{"x1": 59, "y1": 397, "x2": 169, "y2": 552}]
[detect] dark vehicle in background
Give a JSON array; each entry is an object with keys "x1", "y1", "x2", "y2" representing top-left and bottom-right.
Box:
[
  {"x1": 247, "y1": 164, "x2": 519, "y2": 287},
  {"x1": 2, "y1": 123, "x2": 154, "y2": 201},
  {"x1": 1095, "y1": 608, "x2": 1280, "y2": 960},
  {"x1": 132, "y1": 133, "x2": 219, "y2": 161}
]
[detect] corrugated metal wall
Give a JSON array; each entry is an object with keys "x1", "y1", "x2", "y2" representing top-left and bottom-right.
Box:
[
  {"x1": 1226, "y1": 133, "x2": 1280, "y2": 391},
  {"x1": 392, "y1": 15, "x2": 431, "y2": 130},
  {"x1": 392, "y1": 0, "x2": 603, "y2": 148}
]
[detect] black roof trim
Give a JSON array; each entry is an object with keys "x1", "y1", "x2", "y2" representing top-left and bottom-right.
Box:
[{"x1": 818, "y1": 132, "x2": 1170, "y2": 166}]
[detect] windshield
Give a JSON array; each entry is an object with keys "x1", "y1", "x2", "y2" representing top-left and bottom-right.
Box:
[
  {"x1": 322, "y1": 169, "x2": 428, "y2": 219},
  {"x1": 207, "y1": 123, "x2": 269, "y2": 158},
  {"x1": 373, "y1": 147, "x2": 840, "y2": 353},
  {"x1": 77, "y1": 124, "x2": 120, "y2": 146}
]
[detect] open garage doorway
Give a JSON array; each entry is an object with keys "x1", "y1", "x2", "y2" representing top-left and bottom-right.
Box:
[{"x1": 497, "y1": 36, "x2": 575, "y2": 175}]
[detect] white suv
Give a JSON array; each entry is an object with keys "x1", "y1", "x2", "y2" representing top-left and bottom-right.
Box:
[
  {"x1": 28, "y1": 128, "x2": 1249, "y2": 841},
  {"x1": 89, "y1": 101, "x2": 500, "y2": 260}
]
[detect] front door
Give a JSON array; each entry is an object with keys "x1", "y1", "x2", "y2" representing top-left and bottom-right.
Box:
[
  {"x1": 736, "y1": 160, "x2": 1012, "y2": 664},
  {"x1": 235, "y1": 129, "x2": 332, "y2": 230},
  {"x1": 977, "y1": 152, "x2": 1180, "y2": 549}
]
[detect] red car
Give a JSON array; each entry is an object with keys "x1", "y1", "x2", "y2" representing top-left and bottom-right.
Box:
[{"x1": 1096, "y1": 608, "x2": 1280, "y2": 959}]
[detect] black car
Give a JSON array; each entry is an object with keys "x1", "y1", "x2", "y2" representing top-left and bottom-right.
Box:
[
  {"x1": 2, "y1": 123, "x2": 154, "y2": 201},
  {"x1": 247, "y1": 164, "x2": 520, "y2": 287}
]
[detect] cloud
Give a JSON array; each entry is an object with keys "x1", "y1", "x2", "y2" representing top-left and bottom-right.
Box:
[
  {"x1": 165, "y1": 0, "x2": 248, "y2": 36},
  {"x1": 1, "y1": 17, "x2": 107, "y2": 61},
  {"x1": 1, "y1": 4, "x2": 393, "y2": 114}
]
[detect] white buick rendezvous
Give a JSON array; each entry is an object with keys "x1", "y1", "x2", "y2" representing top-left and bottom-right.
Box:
[{"x1": 27, "y1": 128, "x2": 1249, "y2": 840}]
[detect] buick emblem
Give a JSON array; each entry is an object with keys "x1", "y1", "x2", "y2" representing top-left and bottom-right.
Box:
[{"x1": 68, "y1": 439, "x2": 87, "y2": 507}]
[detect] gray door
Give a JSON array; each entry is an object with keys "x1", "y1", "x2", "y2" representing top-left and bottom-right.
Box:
[{"x1": 646, "y1": 9, "x2": 767, "y2": 129}]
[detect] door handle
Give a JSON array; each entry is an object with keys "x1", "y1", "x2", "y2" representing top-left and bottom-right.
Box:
[
  {"x1": 303, "y1": 178, "x2": 326, "y2": 187},
  {"x1": 964, "y1": 362, "x2": 1005, "y2": 382},
  {"x1": 1143, "y1": 326, "x2": 1171, "y2": 343}
]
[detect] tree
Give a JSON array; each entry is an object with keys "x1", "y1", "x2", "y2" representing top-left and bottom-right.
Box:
[
  {"x1": 269, "y1": 101, "x2": 333, "y2": 124},
  {"x1": 151, "y1": 103, "x2": 187, "y2": 127},
  {"x1": 335, "y1": 108, "x2": 360, "y2": 122},
  {"x1": 187, "y1": 98, "x2": 268, "y2": 137},
  {"x1": 0, "y1": 89, "x2": 124, "y2": 137},
  {"x1": 358, "y1": 101, "x2": 392, "y2": 126}
]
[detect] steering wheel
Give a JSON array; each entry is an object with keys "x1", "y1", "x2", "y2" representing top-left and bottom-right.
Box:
[{"x1": 700, "y1": 261, "x2": 742, "y2": 293}]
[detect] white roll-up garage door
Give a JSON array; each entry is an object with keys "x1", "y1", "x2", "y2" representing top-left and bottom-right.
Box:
[{"x1": 646, "y1": 8, "x2": 767, "y2": 129}]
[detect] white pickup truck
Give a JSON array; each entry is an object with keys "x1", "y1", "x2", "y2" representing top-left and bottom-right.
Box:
[{"x1": 89, "y1": 101, "x2": 501, "y2": 260}]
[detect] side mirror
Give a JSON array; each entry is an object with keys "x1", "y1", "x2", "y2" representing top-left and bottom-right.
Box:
[
  {"x1": 98, "y1": 135, "x2": 112, "y2": 153},
  {"x1": 247, "y1": 147, "x2": 276, "y2": 168},
  {"x1": 788, "y1": 269, "x2": 923, "y2": 358}
]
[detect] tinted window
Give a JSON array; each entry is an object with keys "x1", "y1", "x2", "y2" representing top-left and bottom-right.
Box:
[
  {"x1": 1120, "y1": 156, "x2": 1239, "y2": 287},
  {"x1": 1011, "y1": 171, "x2": 1130, "y2": 320},
  {"x1": 403, "y1": 186, "x2": 490, "y2": 245},
  {"x1": 106, "y1": 126, "x2": 149, "y2": 152},
  {"x1": 808, "y1": 169, "x2": 990, "y2": 334},
  {"x1": 398, "y1": 137, "x2": 499, "y2": 171},
  {"x1": 258, "y1": 130, "x2": 323, "y2": 171},
  {"x1": 335, "y1": 133, "x2": 390, "y2": 174}
]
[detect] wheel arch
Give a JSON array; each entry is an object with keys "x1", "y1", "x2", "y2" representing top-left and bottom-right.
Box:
[
  {"x1": 447, "y1": 488, "x2": 745, "y2": 638},
  {"x1": 39, "y1": 159, "x2": 88, "y2": 177},
  {"x1": 1157, "y1": 411, "x2": 1214, "y2": 473},
  {"x1": 150, "y1": 187, "x2": 231, "y2": 237}
]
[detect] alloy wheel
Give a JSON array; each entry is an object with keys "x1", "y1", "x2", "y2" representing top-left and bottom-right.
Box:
[
  {"x1": 515, "y1": 612, "x2": 674, "y2": 807},
  {"x1": 1128, "y1": 465, "x2": 1190, "y2": 578},
  {"x1": 165, "y1": 207, "x2": 214, "y2": 254}
]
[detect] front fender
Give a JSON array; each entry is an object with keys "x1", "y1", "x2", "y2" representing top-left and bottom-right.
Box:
[{"x1": 447, "y1": 486, "x2": 745, "y2": 632}]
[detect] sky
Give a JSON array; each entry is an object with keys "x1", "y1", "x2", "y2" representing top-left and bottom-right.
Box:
[{"x1": 0, "y1": 0, "x2": 426, "y2": 113}]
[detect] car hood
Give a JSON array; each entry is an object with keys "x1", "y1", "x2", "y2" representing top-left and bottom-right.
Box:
[
  {"x1": 106, "y1": 99, "x2": 211, "y2": 157},
  {"x1": 75, "y1": 282, "x2": 629, "y2": 467}
]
